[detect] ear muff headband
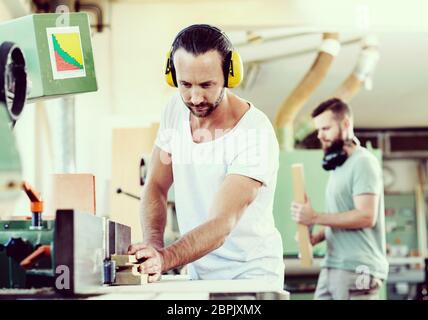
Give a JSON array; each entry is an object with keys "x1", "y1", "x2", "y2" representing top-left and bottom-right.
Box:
[{"x1": 164, "y1": 25, "x2": 243, "y2": 88}]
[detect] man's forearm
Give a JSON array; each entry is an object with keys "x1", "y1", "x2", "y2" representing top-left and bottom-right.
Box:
[
  {"x1": 314, "y1": 228, "x2": 325, "y2": 244},
  {"x1": 156, "y1": 174, "x2": 259, "y2": 273},
  {"x1": 313, "y1": 210, "x2": 373, "y2": 229},
  {"x1": 141, "y1": 185, "x2": 168, "y2": 249},
  {"x1": 160, "y1": 217, "x2": 231, "y2": 272}
]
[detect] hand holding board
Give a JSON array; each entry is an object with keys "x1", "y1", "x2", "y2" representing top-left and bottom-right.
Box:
[{"x1": 291, "y1": 164, "x2": 313, "y2": 267}]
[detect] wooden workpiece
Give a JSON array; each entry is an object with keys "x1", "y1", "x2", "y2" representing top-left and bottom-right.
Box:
[
  {"x1": 111, "y1": 124, "x2": 160, "y2": 243},
  {"x1": 111, "y1": 254, "x2": 149, "y2": 286},
  {"x1": 111, "y1": 254, "x2": 138, "y2": 267},
  {"x1": 46, "y1": 174, "x2": 97, "y2": 215},
  {"x1": 291, "y1": 164, "x2": 313, "y2": 267},
  {"x1": 114, "y1": 265, "x2": 148, "y2": 286}
]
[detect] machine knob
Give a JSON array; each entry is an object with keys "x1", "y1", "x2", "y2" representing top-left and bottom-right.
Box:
[{"x1": 4, "y1": 237, "x2": 33, "y2": 262}]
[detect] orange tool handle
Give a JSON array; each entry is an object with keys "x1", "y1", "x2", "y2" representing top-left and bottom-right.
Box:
[
  {"x1": 20, "y1": 245, "x2": 51, "y2": 269},
  {"x1": 22, "y1": 182, "x2": 43, "y2": 213}
]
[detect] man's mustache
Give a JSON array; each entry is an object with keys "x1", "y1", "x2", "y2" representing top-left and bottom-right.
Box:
[{"x1": 187, "y1": 103, "x2": 211, "y2": 108}]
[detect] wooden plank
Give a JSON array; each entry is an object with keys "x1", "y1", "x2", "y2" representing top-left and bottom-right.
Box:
[
  {"x1": 415, "y1": 162, "x2": 427, "y2": 258},
  {"x1": 291, "y1": 164, "x2": 313, "y2": 267},
  {"x1": 111, "y1": 257, "x2": 149, "y2": 285},
  {"x1": 46, "y1": 174, "x2": 96, "y2": 215},
  {"x1": 110, "y1": 124, "x2": 159, "y2": 243},
  {"x1": 114, "y1": 270, "x2": 148, "y2": 286},
  {"x1": 111, "y1": 254, "x2": 138, "y2": 267}
]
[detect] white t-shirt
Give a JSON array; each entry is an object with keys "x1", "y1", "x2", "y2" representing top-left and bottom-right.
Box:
[{"x1": 155, "y1": 93, "x2": 284, "y2": 288}]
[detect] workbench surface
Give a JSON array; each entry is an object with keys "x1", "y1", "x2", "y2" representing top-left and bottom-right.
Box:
[{"x1": 85, "y1": 275, "x2": 290, "y2": 300}]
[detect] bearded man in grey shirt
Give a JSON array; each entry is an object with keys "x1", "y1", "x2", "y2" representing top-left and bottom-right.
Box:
[{"x1": 291, "y1": 98, "x2": 389, "y2": 300}]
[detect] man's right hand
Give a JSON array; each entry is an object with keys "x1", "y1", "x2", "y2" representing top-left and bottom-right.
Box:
[{"x1": 128, "y1": 243, "x2": 164, "y2": 283}]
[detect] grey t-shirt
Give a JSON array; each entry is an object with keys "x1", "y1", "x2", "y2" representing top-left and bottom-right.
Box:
[{"x1": 322, "y1": 146, "x2": 389, "y2": 280}]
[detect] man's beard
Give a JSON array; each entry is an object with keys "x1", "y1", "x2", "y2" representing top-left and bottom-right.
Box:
[
  {"x1": 184, "y1": 88, "x2": 225, "y2": 118},
  {"x1": 321, "y1": 126, "x2": 343, "y2": 151},
  {"x1": 321, "y1": 139, "x2": 335, "y2": 151}
]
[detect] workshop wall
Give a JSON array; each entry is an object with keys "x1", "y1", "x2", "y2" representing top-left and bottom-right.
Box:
[
  {"x1": 0, "y1": 2, "x2": 12, "y2": 21},
  {"x1": 383, "y1": 160, "x2": 420, "y2": 194}
]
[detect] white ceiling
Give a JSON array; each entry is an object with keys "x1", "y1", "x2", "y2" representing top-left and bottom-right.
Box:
[{"x1": 232, "y1": 30, "x2": 428, "y2": 129}]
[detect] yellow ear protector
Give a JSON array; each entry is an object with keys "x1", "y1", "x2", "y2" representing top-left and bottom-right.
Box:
[{"x1": 165, "y1": 24, "x2": 243, "y2": 88}]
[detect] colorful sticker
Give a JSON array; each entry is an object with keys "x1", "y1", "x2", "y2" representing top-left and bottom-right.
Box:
[{"x1": 46, "y1": 26, "x2": 86, "y2": 79}]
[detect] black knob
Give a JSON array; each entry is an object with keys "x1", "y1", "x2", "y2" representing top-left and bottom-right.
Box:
[{"x1": 4, "y1": 237, "x2": 33, "y2": 262}]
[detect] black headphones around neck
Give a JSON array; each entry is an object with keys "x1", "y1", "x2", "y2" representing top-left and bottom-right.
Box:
[
  {"x1": 322, "y1": 137, "x2": 361, "y2": 171},
  {"x1": 322, "y1": 139, "x2": 348, "y2": 171},
  {"x1": 0, "y1": 41, "x2": 28, "y2": 127}
]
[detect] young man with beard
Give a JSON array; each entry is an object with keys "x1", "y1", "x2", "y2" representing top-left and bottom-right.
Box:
[
  {"x1": 128, "y1": 25, "x2": 284, "y2": 288},
  {"x1": 291, "y1": 98, "x2": 388, "y2": 299}
]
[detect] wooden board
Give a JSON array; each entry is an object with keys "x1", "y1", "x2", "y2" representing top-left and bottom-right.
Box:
[
  {"x1": 110, "y1": 254, "x2": 148, "y2": 285},
  {"x1": 415, "y1": 163, "x2": 427, "y2": 258},
  {"x1": 111, "y1": 254, "x2": 138, "y2": 267},
  {"x1": 291, "y1": 164, "x2": 313, "y2": 267},
  {"x1": 110, "y1": 124, "x2": 159, "y2": 243},
  {"x1": 114, "y1": 270, "x2": 148, "y2": 286},
  {"x1": 45, "y1": 174, "x2": 96, "y2": 215}
]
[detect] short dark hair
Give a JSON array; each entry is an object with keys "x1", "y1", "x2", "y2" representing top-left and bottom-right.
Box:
[
  {"x1": 311, "y1": 98, "x2": 352, "y2": 120},
  {"x1": 171, "y1": 24, "x2": 232, "y2": 78}
]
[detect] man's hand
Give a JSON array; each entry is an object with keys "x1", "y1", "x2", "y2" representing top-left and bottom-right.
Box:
[
  {"x1": 128, "y1": 243, "x2": 164, "y2": 283},
  {"x1": 291, "y1": 195, "x2": 317, "y2": 226},
  {"x1": 309, "y1": 231, "x2": 324, "y2": 246},
  {"x1": 294, "y1": 231, "x2": 321, "y2": 246}
]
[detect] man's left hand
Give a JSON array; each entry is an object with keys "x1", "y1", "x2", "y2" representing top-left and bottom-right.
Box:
[
  {"x1": 128, "y1": 243, "x2": 164, "y2": 283},
  {"x1": 291, "y1": 195, "x2": 317, "y2": 226}
]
